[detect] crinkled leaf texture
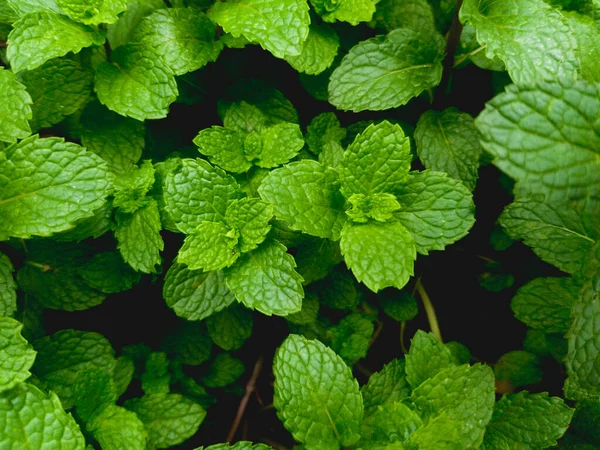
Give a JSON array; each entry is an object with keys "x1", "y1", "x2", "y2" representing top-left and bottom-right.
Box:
[
  {"x1": 86, "y1": 404, "x2": 147, "y2": 450},
  {"x1": 57, "y1": 0, "x2": 128, "y2": 25},
  {"x1": 273, "y1": 334, "x2": 362, "y2": 448},
  {"x1": 285, "y1": 22, "x2": 339, "y2": 75},
  {"x1": 361, "y1": 358, "x2": 412, "y2": 416},
  {"x1": 179, "y1": 221, "x2": 240, "y2": 272},
  {"x1": 0, "y1": 253, "x2": 17, "y2": 317},
  {"x1": 206, "y1": 304, "x2": 253, "y2": 351},
  {"x1": 0, "y1": 67, "x2": 32, "y2": 143},
  {"x1": 0, "y1": 317, "x2": 36, "y2": 394},
  {"x1": 312, "y1": 0, "x2": 376, "y2": 25},
  {"x1": 405, "y1": 330, "x2": 455, "y2": 388}
]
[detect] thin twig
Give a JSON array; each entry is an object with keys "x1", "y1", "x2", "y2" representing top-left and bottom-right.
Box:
[
  {"x1": 436, "y1": 0, "x2": 465, "y2": 100},
  {"x1": 415, "y1": 277, "x2": 443, "y2": 342},
  {"x1": 400, "y1": 321, "x2": 408, "y2": 354},
  {"x1": 368, "y1": 319, "x2": 384, "y2": 348},
  {"x1": 227, "y1": 355, "x2": 264, "y2": 442}
]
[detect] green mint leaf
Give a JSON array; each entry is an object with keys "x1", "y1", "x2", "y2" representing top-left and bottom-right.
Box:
[
  {"x1": 115, "y1": 199, "x2": 164, "y2": 273},
  {"x1": 315, "y1": 265, "x2": 360, "y2": 310},
  {"x1": 405, "y1": 330, "x2": 455, "y2": 388},
  {"x1": 312, "y1": 0, "x2": 376, "y2": 25},
  {"x1": 294, "y1": 237, "x2": 342, "y2": 285},
  {"x1": 346, "y1": 193, "x2": 401, "y2": 223},
  {"x1": 285, "y1": 291, "x2": 319, "y2": 325},
  {"x1": 0, "y1": 135, "x2": 113, "y2": 240},
  {"x1": 371, "y1": 0, "x2": 436, "y2": 33},
  {"x1": 512, "y1": 277, "x2": 581, "y2": 333},
  {"x1": 459, "y1": 0, "x2": 578, "y2": 85},
  {"x1": 225, "y1": 198, "x2": 273, "y2": 253},
  {"x1": 500, "y1": 198, "x2": 596, "y2": 275},
  {"x1": 131, "y1": 7, "x2": 222, "y2": 76},
  {"x1": 411, "y1": 364, "x2": 495, "y2": 448},
  {"x1": 258, "y1": 160, "x2": 347, "y2": 240},
  {"x1": 255, "y1": 123, "x2": 304, "y2": 168},
  {"x1": 273, "y1": 334, "x2": 362, "y2": 448},
  {"x1": 163, "y1": 263, "x2": 235, "y2": 321},
  {"x1": 208, "y1": 0, "x2": 310, "y2": 59},
  {"x1": 161, "y1": 321, "x2": 212, "y2": 366},
  {"x1": 285, "y1": 22, "x2": 339, "y2": 75},
  {"x1": 86, "y1": 404, "x2": 147, "y2": 450},
  {"x1": 394, "y1": 170, "x2": 475, "y2": 255},
  {"x1": 72, "y1": 369, "x2": 117, "y2": 422},
  {"x1": 340, "y1": 121, "x2": 411, "y2": 197},
  {"x1": 0, "y1": 67, "x2": 32, "y2": 143},
  {"x1": 77, "y1": 251, "x2": 142, "y2": 294},
  {"x1": 5, "y1": 0, "x2": 62, "y2": 16},
  {"x1": 107, "y1": 0, "x2": 166, "y2": 49},
  {"x1": 563, "y1": 11, "x2": 600, "y2": 82},
  {"x1": 362, "y1": 358, "x2": 411, "y2": 417},
  {"x1": 124, "y1": 393, "x2": 206, "y2": 449},
  {"x1": 381, "y1": 291, "x2": 418, "y2": 322},
  {"x1": 340, "y1": 221, "x2": 416, "y2": 292},
  {"x1": 179, "y1": 221, "x2": 240, "y2": 271},
  {"x1": 305, "y1": 112, "x2": 346, "y2": 157},
  {"x1": 113, "y1": 356, "x2": 135, "y2": 399},
  {"x1": 445, "y1": 341, "x2": 472, "y2": 365},
  {"x1": 360, "y1": 401, "x2": 422, "y2": 446},
  {"x1": 328, "y1": 28, "x2": 445, "y2": 112},
  {"x1": 414, "y1": 108, "x2": 482, "y2": 191},
  {"x1": 224, "y1": 239, "x2": 303, "y2": 316},
  {"x1": 194, "y1": 127, "x2": 251, "y2": 173},
  {"x1": 328, "y1": 312, "x2": 374, "y2": 364},
  {"x1": 7, "y1": 11, "x2": 105, "y2": 73},
  {"x1": 164, "y1": 158, "x2": 243, "y2": 234},
  {"x1": 112, "y1": 160, "x2": 155, "y2": 213},
  {"x1": 482, "y1": 392, "x2": 573, "y2": 449},
  {"x1": 32, "y1": 329, "x2": 116, "y2": 409},
  {"x1": 223, "y1": 101, "x2": 268, "y2": 133},
  {"x1": 95, "y1": 43, "x2": 178, "y2": 121},
  {"x1": 0, "y1": 317, "x2": 36, "y2": 394},
  {"x1": 570, "y1": 398, "x2": 600, "y2": 446},
  {"x1": 53, "y1": 199, "x2": 114, "y2": 243},
  {"x1": 0, "y1": 253, "x2": 17, "y2": 317},
  {"x1": 201, "y1": 353, "x2": 245, "y2": 388},
  {"x1": 206, "y1": 303, "x2": 253, "y2": 351},
  {"x1": 197, "y1": 443, "x2": 273, "y2": 450},
  {"x1": 494, "y1": 351, "x2": 543, "y2": 387},
  {"x1": 141, "y1": 351, "x2": 170, "y2": 394},
  {"x1": 406, "y1": 414, "x2": 463, "y2": 450},
  {"x1": 0, "y1": 383, "x2": 85, "y2": 449},
  {"x1": 57, "y1": 0, "x2": 127, "y2": 25},
  {"x1": 475, "y1": 80, "x2": 600, "y2": 205},
  {"x1": 19, "y1": 57, "x2": 93, "y2": 131}
]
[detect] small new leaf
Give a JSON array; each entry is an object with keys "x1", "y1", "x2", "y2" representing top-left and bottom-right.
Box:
[
  {"x1": 0, "y1": 67, "x2": 32, "y2": 143},
  {"x1": 178, "y1": 221, "x2": 240, "y2": 272}
]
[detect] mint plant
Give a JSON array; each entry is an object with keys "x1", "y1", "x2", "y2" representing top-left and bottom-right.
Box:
[{"x1": 1, "y1": 0, "x2": 599, "y2": 448}]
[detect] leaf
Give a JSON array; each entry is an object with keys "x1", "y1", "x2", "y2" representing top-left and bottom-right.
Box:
[
  {"x1": 57, "y1": 0, "x2": 127, "y2": 25},
  {"x1": 7, "y1": 11, "x2": 105, "y2": 73},
  {"x1": 285, "y1": 22, "x2": 339, "y2": 75},
  {"x1": 77, "y1": 251, "x2": 142, "y2": 294},
  {"x1": 381, "y1": 291, "x2": 418, "y2": 322},
  {"x1": 86, "y1": 404, "x2": 147, "y2": 450},
  {"x1": 0, "y1": 67, "x2": 32, "y2": 143},
  {"x1": 258, "y1": 160, "x2": 347, "y2": 240},
  {"x1": 563, "y1": 10, "x2": 600, "y2": 83},
  {"x1": 346, "y1": 193, "x2": 400, "y2": 223},
  {"x1": 197, "y1": 443, "x2": 273, "y2": 450},
  {"x1": 208, "y1": 0, "x2": 310, "y2": 59},
  {"x1": 0, "y1": 317, "x2": 36, "y2": 394},
  {"x1": 294, "y1": 237, "x2": 342, "y2": 285},
  {"x1": 371, "y1": 0, "x2": 437, "y2": 33},
  {"x1": 224, "y1": 240, "x2": 304, "y2": 316},
  {"x1": 72, "y1": 369, "x2": 117, "y2": 422},
  {"x1": 201, "y1": 353, "x2": 245, "y2": 388},
  {"x1": 95, "y1": 43, "x2": 178, "y2": 121},
  {"x1": 414, "y1": 108, "x2": 482, "y2": 191},
  {"x1": 459, "y1": 0, "x2": 578, "y2": 85},
  {"x1": 362, "y1": 358, "x2": 412, "y2": 417},
  {"x1": 511, "y1": 277, "x2": 581, "y2": 333},
  {"x1": 315, "y1": 265, "x2": 360, "y2": 310},
  {"x1": 225, "y1": 198, "x2": 273, "y2": 253},
  {"x1": 179, "y1": 221, "x2": 240, "y2": 271},
  {"x1": 475, "y1": 80, "x2": 600, "y2": 206},
  {"x1": 53, "y1": 200, "x2": 115, "y2": 243},
  {"x1": 482, "y1": 392, "x2": 573, "y2": 449},
  {"x1": 112, "y1": 160, "x2": 156, "y2": 213},
  {"x1": 0, "y1": 253, "x2": 17, "y2": 317},
  {"x1": 407, "y1": 414, "x2": 463, "y2": 449},
  {"x1": 206, "y1": 303, "x2": 253, "y2": 351},
  {"x1": 80, "y1": 101, "x2": 145, "y2": 175},
  {"x1": 115, "y1": 199, "x2": 164, "y2": 273},
  {"x1": 132, "y1": 7, "x2": 222, "y2": 76},
  {"x1": 107, "y1": 0, "x2": 166, "y2": 49},
  {"x1": 32, "y1": 329, "x2": 116, "y2": 409},
  {"x1": 411, "y1": 364, "x2": 495, "y2": 448},
  {"x1": 340, "y1": 221, "x2": 416, "y2": 292},
  {"x1": 340, "y1": 121, "x2": 411, "y2": 197},
  {"x1": 273, "y1": 334, "x2": 362, "y2": 448},
  {"x1": 161, "y1": 322, "x2": 212, "y2": 366},
  {"x1": 394, "y1": 170, "x2": 475, "y2": 255},
  {"x1": 5, "y1": 0, "x2": 62, "y2": 16},
  {"x1": 305, "y1": 112, "x2": 346, "y2": 157},
  {"x1": 494, "y1": 351, "x2": 543, "y2": 387},
  {"x1": 256, "y1": 123, "x2": 305, "y2": 168},
  {"x1": 0, "y1": 383, "x2": 85, "y2": 449},
  {"x1": 328, "y1": 27, "x2": 445, "y2": 112},
  {"x1": 405, "y1": 330, "x2": 455, "y2": 388},
  {"x1": 194, "y1": 127, "x2": 250, "y2": 173},
  {"x1": 163, "y1": 263, "x2": 236, "y2": 321},
  {"x1": 124, "y1": 393, "x2": 206, "y2": 449},
  {"x1": 360, "y1": 401, "x2": 422, "y2": 446},
  {"x1": 328, "y1": 313, "x2": 374, "y2": 364},
  {"x1": 164, "y1": 158, "x2": 243, "y2": 234},
  {"x1": 286, "y1": 292, "x2": 319, "y2": 325},
  {"x1": 141, "y1": 352, "x2": 170, "y2": 395},
  {"x1": 312, "y1": 0, "x2": 376, "y2": 25},
  {"x1": 0, "y1": 136, "x2": 113, "y2": 240},
  {"x1": 114, "y1": 356, "x2": 135, "y2": 399}
]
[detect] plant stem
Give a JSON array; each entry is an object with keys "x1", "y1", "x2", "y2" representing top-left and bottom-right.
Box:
[
  {"x1": 415, "y1": 278, "x2": 443, "y2": 342},
  {"x1": 436, "y1": 0, "x2": 465, "y2": 101},
  {"x1": 227, "y1": 355, "x2": 264, "y2": 442},
  {"x1": 25, "y1": 261, "x2": 53, "y2": 272},
  {"x1": 400, "y1": 321, "x2": 408, "y2": 354}
]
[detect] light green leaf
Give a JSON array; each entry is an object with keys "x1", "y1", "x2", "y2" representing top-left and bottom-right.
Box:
[
  {"x1": 72, "y1": 369, "x2": 117, "y2": 422},
  {"x1": 346, "y1": 193, "x2": 401, "y2": 223},
  {"x1": 206, "y1": 303, "x2": 253, "y2": 351},
  {"x1": 360, "y1": 401, "x2": 421, "y2": 446},
  {"x1": 179, "y1": 221, "x2": 240, "y2": 271},
  {"x1": 5, "y1": 0, "x2": 61, "y2": 16},
  {"x1": 258, "y1": 160, "x2": 347, "y2": 240},
  {"x1": 7, "y1": 11, "x2": 105, "y2": 73},
  {"x1": 371, "y1": 0, "x2": 436, "y2": 33},
  {"x1": 112, "y1": 160, "x2": 155, "y2": 213},
  {"x1": 340, "y1": 221, "x2": 416, "y2": 292},
  {"x1": 407, "y1": 414, "x2": 463, "y2": 450},
  {"x1": 107, "y1": 0, "x2": 166, "y2": 49},
  {"x1": 305, "y1": 112, "x2": 346, "y2": 158},
  {"x1": 53, "y1": 200, "x2": 115, "y2": 242},
  {"x1": 125, "y1": 393, "x2": 206, "y2": 449},
  {"x1": 475, "y1": 80, "x2": 600, "y2": 205},
  {"x1": 32, "y1": 329, "x2": 116, "y2": 409},
  {"x1": 164, "y1": 158, "x2": 243, "y2": 234},
  {"x1": 78, "y1": 251, "x2": 141, "y2": 294},
  {"x1": 285, "y1": 22, "x2": 339, "y2": 75},
  {"x1": 405, "y1": 330, "x2": 455, "y2": 388},
  {"x1": 141, "y1": 351, "x2": 170, "y2": 395},
  {"x1": 95, "y1": 43, "x2": 178, "y2": 121},
  {"x1": 201, "y1": 353, "x2": 245, "y2": 388},
  {"x1": 459, "y1": 0, "x2": 578, "y2": 85},
  {"x1": 494, "y1": 351, "x2": 542, "y2": 387},
  {"x1": 512, "y1": 277, "x2": 581, "y2": 333},
  {"x1": 0, "y1": 67, "x2": 32, "y2": 143},
  {"x1": 329, "y1": 313, "x2": 374, "y2": 364},
  {"x1": 414, "y1": 108, "x2": 482, "y2": 191},
  {"x1": 0, "y1": 253, "x2": 17, "y2": 317},
  {"x1": 362, "y1": 358, "x2": 411, "y2": 417},
  {"x1": 225, "y1": 198, "x2": 273, "y2": 253},
  {"x1": 194, "y1": 127, "x2": 250, "y2": 173},
  {"x1": 273, "y1": 334, "x2": 362, "y2": 448},
  {"x1": 0, "y1": 135, "x2": 113, "y2": 240},
  {"x1": 81, "y1": 101, "x2": 145, "y2": 175},
  {"x1": 208, "y1": 0, "x2": 310, "y2": 59},
  {"x1": 132, "y1": 7, "x2": 222, "y2": 76},
  {"x1": 312, "y1": 0, "x2": 376, "y2": 25},
  {"x1": 57, "y1": 0, "x2": 127, "y2": 25},
  {"x1": 563, "y1": 11, "x2": 600, "y2": 82},
  {"x1": 0, "y1": 317, "x2": 36, "y2": 394},
  {"x1": 411, "y1": 364, "x2": 495, "y2": 448},
  {"x1": 394, "y1": 170, "x2": 475, "y2": 255},
  {"x1": 224, "y1": 240, "x2": 303, "y2": 316},
  {"x1": 87, "y1": 404, "x2": 147, "y2": 450},
  {"x1": 223, "y1": 101, "x2": 268, "y2": 133},
  {"x1": 0, "y1": 382, "x2": 85, "y2": 449},
  {"x1": 115, "y1": 199, "x2": 164, "y2": 273},
  {"x1": 256, "y1": 123, "x2": 304, "y2": 168},
  {"x1": 163, "y1": 263, "x2": 235, "y2": 321},
  {"x1": 482, "y1": 392, "x2": 573, "y2": 449},
  {"x1": 329, "y1": 28, "x2": 445, "y2": 112},
  {"x1": 114, "y1": 356, "x2": 135, "y2": 399}
]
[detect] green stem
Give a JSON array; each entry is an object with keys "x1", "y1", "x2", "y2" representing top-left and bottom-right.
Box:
[
  {"x1": 25, "y1": 261, "x2": 53, "y2": 272},
  {"x1": 416, "y1": 278, "x2": 443, "y2": 342}
]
